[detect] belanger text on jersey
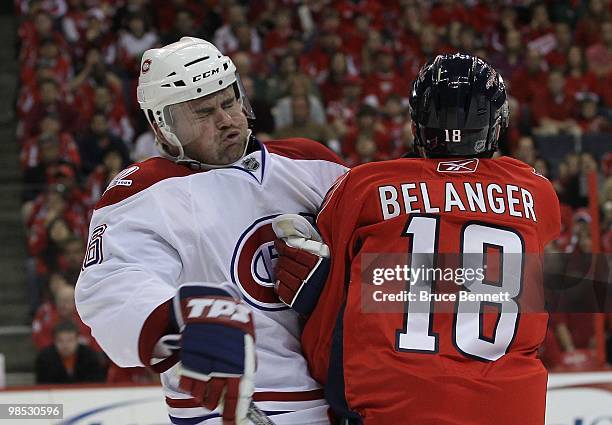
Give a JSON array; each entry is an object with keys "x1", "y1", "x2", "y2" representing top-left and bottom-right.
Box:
[{"x1": 378, "y1": 181, "x2": 537, "y2": 222}]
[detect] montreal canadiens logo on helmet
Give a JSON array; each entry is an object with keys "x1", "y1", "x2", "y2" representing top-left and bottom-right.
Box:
[
  {"x1": 141, "y1": 59, "x2": 152, "y2": 74},
  {"x1": 231, "y1": 213, "x2": 315, "y2": 311}
]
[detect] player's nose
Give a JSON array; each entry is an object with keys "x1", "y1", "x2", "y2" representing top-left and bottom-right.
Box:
[{"x1": 214, "y1": 108, "x2": 232, "y2": 128}]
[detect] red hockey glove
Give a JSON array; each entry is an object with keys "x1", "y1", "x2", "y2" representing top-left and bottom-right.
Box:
[{"x1": 272, "y1": 214, "x2": 330, "y2": 315}]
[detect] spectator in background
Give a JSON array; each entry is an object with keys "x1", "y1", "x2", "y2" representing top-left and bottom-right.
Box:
[
  {"x1": 161, "y1": 7, "x2": 201, "y2": 46},
  {"x1": 345, "y1": 134, "x2": 389, "y2": 167},
  {"x1": 240, "y1": 75, "x2": 274, "y2": 137},
  {"x1": 532, "y1": 70, "x2": 580, "y2": 135},
  {"x1": 534, "y1": 157, "x2": 551, "y2": 179},
  {"x1": 86, "y1": 85, "x2": 135, "y2": 145},
  {"x1": 273, "y1": 94, "x2": 339, "y2": 152},
  {"x1": 363, "y1": 46, "x2": 410, "y2": 108},
  {"x1": 80, "y1": 8, "x2": 117, "y2": 66},
  {"x1": 511, "y1": 48, "x2": 548, "y2": 105},
  {"x1": 546, "y1": 22, "x2": 574, "y2": 70},
  {"x1": 131, "y1": 130, "x2": 159, "y2": 163},
  {"x1": 21, "y1": 79, "x2": 76, "y2": 141},
  {"x1": 69, "y1": 48, "x2": 125, "y2": 114},
  {"x1": 319, "y1": 51, "x2": 352, "y2": 106},
  {"x1": 21, "y1": 132, "x2": 80, "y2": 205},
  {"x1": 326, "y1": 75, "x2": 363, "y2": 142},
  {"x1": 231, "y1": 50, "x2": 267, "y2": 97},
  {"x1": 21, "y1": 113, "x2": 81, "y2": 172},
  {"x1": 263, "y1": 8, "x2": 294, "y2": 61},
  {"x1": 415, "y1": 24, "x2": 445, "y2": 67},
  {"x1": 575, "y1": 0, "x2": 610, "y2": 48},
  {"x1": 576, "y1": 91, "x2": 611, "y2": 133},
  {"x1": 565, "y1": 46, "x2": 597, "y2": 99},
  {"x1": 35, "y1": 321, "x2": 105, "y2": 384},
  {"x1": 61, "y1": 0, "x2": 88, "y2": 47},
  {"x1": 213, "y1": 3, "x2": 260, "y2": 54},
  {"x1": 17, "y1": 61, "x2": 57, "y2": 119},
  {"x1": 265, "y1": 53, "x2": 298, "y2": 103},
  {"x1": 26, "y1": 182, "x2": 88, "y2": 271},
  {"x1": 229, "y1": 22, "x2": 265, "y2": 59},
  {"x1": 586, "y1": 20, "x2": 612, "y2": 107},
  {"x1": 342, "y1": 104, "x2": 391, "y2": 160},
  {"x1": 491, "y1": 29, "x2": 524, "y2": 81},
  {"x1": 272, "y1": 73, "x2": 325, "y2": 129},
  {"x1": 58, "y1": 237, "x2": 85, "y2": 286},
  {"x1": 77, "y1": 113, "x2": 130, "y2": 175},
  {"x1": 153, "y1": 0, "x2": 220, "y2": 39},
  {"x1": 23, "y1": 161, "x2": 88, "y2": 227},
  {"x1": 300, "y1": 29, "x2": 342, "y2": 84},
  {"x1": 85, "y1": 149, "x2": 129, "y2": 207},
  {"x1": 32, "y1": 285, "x2": 97, "y2": 351},
  {"x1": 380, "y1": 94, "x2": 412, "y2": 155},
  {"x1": 21, "y1": 38, "x2": 73, "y2": 87},
  {"x1": 512, "y1": 136, "x2": 537, "y2": 166},
  {"x1": 20, "y1": 11, "x2": 68, "y2": 67},
  {"x1": 524, "y1": 1, "x2": 555, "y2": 55},
  {"x1": 117, "y1": 13, "x2": 158, "y2": 77}
]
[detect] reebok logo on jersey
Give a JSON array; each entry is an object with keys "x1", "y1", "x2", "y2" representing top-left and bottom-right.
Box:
[
  {"x1": 186, "y1": 298, "x2": 251, "y2": 324},
  {"x1": 437, "y1": 159, "x2": 479, "y2": 173},
  {"x1": 104, "y1": 166, "x2": 139, "y2": 193}
]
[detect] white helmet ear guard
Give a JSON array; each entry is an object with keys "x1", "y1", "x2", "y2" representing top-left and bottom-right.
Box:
[{"x1": 137, "y1": 37, "x2": 255, "y2": 164}]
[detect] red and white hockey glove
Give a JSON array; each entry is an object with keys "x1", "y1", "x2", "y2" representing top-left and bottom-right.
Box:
[
  {"x1": 272, "y1": 214, "x2": 330, "y2": 315},
  {"x1": 171, "y1": 282, "x2": 256, "y2": 425}
]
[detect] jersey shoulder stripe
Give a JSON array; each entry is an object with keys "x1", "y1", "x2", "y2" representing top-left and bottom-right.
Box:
[
  {"x1": 95, "y1": 157, "x2": 197, "y2": 210},
  {"x1": 265, "y1": 138, "x2": 345, "y2": 166}
]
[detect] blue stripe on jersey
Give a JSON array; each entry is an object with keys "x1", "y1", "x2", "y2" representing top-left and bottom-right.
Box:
[
  {"x1": 326, "y1": 301, "x2": 363, "y2": 424},
  {"x1": 169, "y1": 410, "x2": 292, "y2": 424}
]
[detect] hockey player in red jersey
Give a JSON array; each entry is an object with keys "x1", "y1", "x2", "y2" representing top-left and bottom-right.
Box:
[
  {"x1": 76, "y1": 37, "x2": 347, "y2": 425},
  {"x1": 273, "y1": 54, "x2": 561, "y2": 424}
]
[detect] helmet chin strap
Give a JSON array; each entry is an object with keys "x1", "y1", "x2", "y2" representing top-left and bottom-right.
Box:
[{"x1": 176, "y1": 129, "x2": 255, "y2": 171}]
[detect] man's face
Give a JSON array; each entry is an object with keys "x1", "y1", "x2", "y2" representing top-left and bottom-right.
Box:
[
  {"x1": 91, "y1": 115, "x2": 108, "y2": 135},
  {"x1": 56, "y1": 288, "x2": 76, "y2": 319},
  {"x1": 291, "y1": 96, "x2": 310, "y2": 125},
  {"x1": 55, "y1": 331, "x2": 78, "y2": 358},
  {"x1": 170, "y1": 86, "x2": 249, "y2": 165},
  {"x1": 63, "y1": 241, "x2": 84, "y2": 270}
]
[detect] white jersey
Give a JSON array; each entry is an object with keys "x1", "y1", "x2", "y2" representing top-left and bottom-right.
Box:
[{"x1": 76, "y1": 138, "x2": 347, "y2": 425}]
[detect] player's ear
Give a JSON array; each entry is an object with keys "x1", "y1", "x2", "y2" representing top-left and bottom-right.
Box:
[{"x1": 152, "y1": 122, "x2": 180, "y2": 157}]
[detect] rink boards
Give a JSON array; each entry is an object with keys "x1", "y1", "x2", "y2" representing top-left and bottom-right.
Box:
[{"x1": 0, "y1": 372, "x2": 610, "y2": 424}]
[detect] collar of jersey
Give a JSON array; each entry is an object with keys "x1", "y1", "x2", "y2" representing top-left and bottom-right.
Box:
[{"x1": 224, "y1": 135, "x2": 267, "y2": 185}]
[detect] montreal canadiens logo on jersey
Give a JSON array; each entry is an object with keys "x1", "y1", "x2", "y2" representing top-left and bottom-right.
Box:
[{"x1": 231, "y1": 213, "x2": 314, "y2": 311}]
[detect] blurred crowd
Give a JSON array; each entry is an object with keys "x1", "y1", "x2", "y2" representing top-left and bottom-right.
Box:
[{"x1": 14, "y1": 0, "x2": 612, "y2": 383}]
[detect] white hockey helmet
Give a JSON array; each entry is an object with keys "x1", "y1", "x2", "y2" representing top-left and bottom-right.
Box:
[{"x1": 137, "y1": 37, "x2": 254, "y2": 165}]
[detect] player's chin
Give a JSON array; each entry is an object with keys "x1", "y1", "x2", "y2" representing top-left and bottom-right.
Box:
[{"x1": 222, "y1": 141, "x2": 246, "y2": 163}]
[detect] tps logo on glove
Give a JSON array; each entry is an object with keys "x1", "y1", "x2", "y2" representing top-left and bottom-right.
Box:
[{"x1": 185, "y1": 298, "x2": 251, "y2": 323}]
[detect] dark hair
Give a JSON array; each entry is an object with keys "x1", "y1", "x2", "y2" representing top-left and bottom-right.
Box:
[
  {"x1": 53, "y1": 320, "x2": 79, "y2": 337},
  {"x1": 357, "y1": 104, "x2": 378, "y2": 118}
]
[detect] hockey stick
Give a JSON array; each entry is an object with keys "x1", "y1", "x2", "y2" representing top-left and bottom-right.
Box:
[{"x1": 247, "y1": 401, "x2": 276, "y2": 425}]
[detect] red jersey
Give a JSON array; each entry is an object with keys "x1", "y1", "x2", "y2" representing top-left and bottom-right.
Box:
[{"x1": 302, "y1": 156, "x2": 561, "y2": 425}]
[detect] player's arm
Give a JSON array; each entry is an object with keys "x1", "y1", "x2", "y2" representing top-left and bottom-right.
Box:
[
  {"x1": 76, "y1": 192, "x2": 254, "y2": 424},
  {"x1": 272, "y1": 172, "x2": 356, "y2": 316}
]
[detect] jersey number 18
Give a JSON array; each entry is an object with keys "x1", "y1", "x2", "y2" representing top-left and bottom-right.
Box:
[{"x1": 395, "y1": 215, "x2": 523, "y2": 361}]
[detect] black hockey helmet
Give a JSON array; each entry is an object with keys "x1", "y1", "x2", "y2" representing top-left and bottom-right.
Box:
[{"x1": 409, "y1": 53, "x2": 509, "y2": 158}]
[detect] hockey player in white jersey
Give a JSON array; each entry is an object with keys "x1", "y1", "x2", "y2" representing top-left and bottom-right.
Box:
[{"x1": 75, "y1": 37, "x2": 347, "y2": 425}]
